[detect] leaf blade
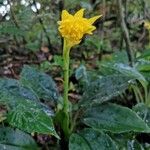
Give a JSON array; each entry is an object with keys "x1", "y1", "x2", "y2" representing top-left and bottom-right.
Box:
[{"x1": 83, "y1": 103, "x2": 150, "y2": 133}]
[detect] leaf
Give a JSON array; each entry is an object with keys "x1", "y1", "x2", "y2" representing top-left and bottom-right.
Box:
[
  {"x1": 136, "y1": 59, "x2": 150, "y2": 82},
  {"x1": 0, "y1": 79, "x2": 57, "y2": 138},
  {"x1": 101, "y1": 63, "x2": 148, "y2": 97},
  {"x1": 101, "y1": 51, "x2": 129, "y2": 65},
  {"x1": 0, "y1": 78, "x2": 54, "y2": 116},
  {"x1": 112, "y1": 134, "x2": 144, "y2": 150},
  {"x1": 69, "y1": 128, "x2": 117, "y2": 150},
  {"x1": 7, "y1": 99, "x2": 59, "y2": 138},
  {"x1": 137, "y1": 49, "x2": 150, "y2": 59},
  {"x1": 136, "y1": 59, "x2": 150, "y2": 72},
  {"x1": 80, "y1": 75, "x2": 132, "y2": 107},
  {"x1": 69, "y1": 134, "x2": 90, "y2": 150},
  {"x1": 0, "y1": 78, "x2": 39, "y2": 104},
  {"x1": 117, "y1": 64, "x2": 145, "y2": 82},
  {"x1": 140, "y1": 72, "x2": 150, "y2": 82},
  {"x1": 20, "y1": 65, "x2": 59, "y2": 102},
  {"x1": 133, "y1": 103, "x2": 150, "y2": 127},
  {"x1": 83, "y1": 103, "x2": 150, "y2": 133},
  {"x1": 0, "y1": 127, "x2": 38, "y2": 150},
  {"x1": 0, "y1": 23, "x2": 25, "y2": 36},
  {"x1": 102, "y1": 63, "x2": 147, "y2": 83},
  {"x1": 25, "y1": 42, "x2": 40, "y2": 52},
  {"x1": 52, "y1": 55, "x2": 64, "y2": 67},
  {"x1": 75, "y1": 65, "x2": 88, "y2": 81}
]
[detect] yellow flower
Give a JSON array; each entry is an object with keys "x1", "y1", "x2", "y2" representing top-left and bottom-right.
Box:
[
  {"x1": 144, "y1": 21, "x2": 150, "y2": 30},
  {"x1": 58, "y1": 9, "x2": 102, "y2": 47}
]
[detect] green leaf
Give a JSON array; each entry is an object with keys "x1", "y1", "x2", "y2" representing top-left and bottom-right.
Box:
[
  {"x1": 0, "y1": 23, "x2": 25, "y2": 36},
  {"x1": 52, "y1": 55, "x2": 64, "y2": 67},
  {"x1": 69, "y1": 134, "x2": 90, "y2": 150},
  {"x1": 102, "y1": 63, "x2": 147, "y2": 83},
  {"x1": 0, "y1": 78, "x2": 53, "y2": 116},
  {"x1": 0, "y1": 78, "x2": 39, "y2": 104},
  {"x1": 20, "y1": 65, "x2": 59, "y2": 102},
  {"x1": 140, "y1": 72, "x2": 150, "y2": 82},
  {"x1": 0, "y1": 79, "x2": 57, "y2": 138},
  {"x1": 137, "y1": 49, "x2": 150, "y2": 59},
  {"x1": 101, "y1": 63, "x2": 148, "y2": 97},
  {"x1": 112, "y1": 134, "x2": 144, "y2": 150},
  {"x1": 101, "y1": 51, "x2": 128, "y2": 65},
  {"x1": 69, "y1": 128, "x2": 117, "y2": 150},
  {"x1": 83, "y1": 103, "x2": 150, "y2": 133},
  {"x1": 25, "y1": 42, "x2": 40, "y2": 52},
  {"x1": 136, "y1": 59, "x2": 150, "y2": 82},
  {"x1": 80, "y1": 75, "x2": 132, "y2": 107},
  {"x1": 136, "y1": 59, "x2": 150, "y2": 72},
  {"x1": 6, "y1": 99, "x2": 59, "y2": 139},
  {"x1": 133, "y1": 103, "x2": 150, "y2": 127},
  {"x1": 0, "y1": 127, "x2": 38, "y2": 150},
  {"x1": 75, "y1": 65, "x2": 88, "y2": 81}
]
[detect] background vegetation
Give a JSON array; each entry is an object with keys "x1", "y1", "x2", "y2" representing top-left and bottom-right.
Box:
[{"x1": 0, "y1": 0, "x2": 150, "y2": 150}]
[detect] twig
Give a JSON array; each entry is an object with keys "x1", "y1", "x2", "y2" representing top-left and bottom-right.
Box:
[{"x1": 117, "y1": 0, "x2": 134, "y2": 66}]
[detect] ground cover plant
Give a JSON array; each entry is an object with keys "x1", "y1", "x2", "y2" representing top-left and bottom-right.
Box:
[{"x1": 0, "y1": 0, "x2": 150, "y2": 150}]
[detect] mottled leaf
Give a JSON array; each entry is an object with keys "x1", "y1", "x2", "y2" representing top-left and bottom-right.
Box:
[
  {"x1": 0, "y1": 78, "x2": 39, "y2": 105},
  {"x1": 83, "y1": 103, "x2": 150, "y2": 133},
  {"x1": 81, "y1": 75, "x2": 132, "y2": 107},
  {"x1": 6, "y1": 99, "x2": 59, "y2": 138},
  {"x1": 0, "y1": 127, "x2": 38, "y2": 150},
  {"x1": 112, "y1": 134, "x2": 144, "y2": 150},
  {"x1": 69, "y1": 128, "x2": 117, "y2": 150},
  {"x1": 133, "y1": 103, "x2": 150, "y2": 127},
  {"x1": 20, "y1": 65, "x2": 59, "y2": 101}
]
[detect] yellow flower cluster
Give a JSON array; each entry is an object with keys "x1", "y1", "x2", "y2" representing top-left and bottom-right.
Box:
[
  {"x1": 58, "y1": 9, "x2": 102, "y2": 47},
  {"x1": 144, "y1": 21, "x2": 150, "y2": 30}
]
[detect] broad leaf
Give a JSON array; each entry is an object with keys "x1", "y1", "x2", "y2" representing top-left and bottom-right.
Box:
[
  {"x1": 6, "y1": 100, "x2": 59, "y2": 138},
  {"x1": 0, "y1": 78, "x2": 57, "y2": 137},
  {"x1": 112, "y1": 134, "x2": 144, "y2": 150},
  {"x1": 133, "y1": 103, "x2": 150, "y2": 127},
  {"x1": 0, "y1": 127, "x2": 38, "y2": 150},
  {"x1": 0, "y1": 78, "x2": 39, "y2": 104},
  {"x1": 0, "y1": 78, "x2": 53, "y2": 116},
  {"x1": 81, "y1": 75, "x2": 132, "y2": 107},
  {"x1": 69, "y1": 128, "x2": 117, "y2": 150},
  {"x1": 20, "y1": 65, "x2": 59, "y2": 101},
  {"x1": 83, "y1": 103, "x2": 150, "y2": 133},
  {"x1": 102, "y1": 63, "x2": 147, "y2": 83},
  {"x1": 69, "y1": 134, "x2": 90, "y2": 150}
]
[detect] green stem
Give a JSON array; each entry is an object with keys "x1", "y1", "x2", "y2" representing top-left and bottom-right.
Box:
[
  {"x1": 62, "y1": 39, "x2": 71, "y2": 138},
  {"x1": 149, "y1": 31, "x2": 150, "y2": 46}
]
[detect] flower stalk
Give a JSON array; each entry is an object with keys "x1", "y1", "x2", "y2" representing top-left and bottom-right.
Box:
[
  {"x1": 62, "y1": 39, "x2": 71, "y2": 138},
  {"x1": 57, "y1": 8, "x2": 101, "y2": 139}
]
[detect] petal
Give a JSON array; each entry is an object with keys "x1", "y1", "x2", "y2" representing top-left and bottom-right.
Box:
[
  {"x1": 88, "y1": 15, "x2": 102, "y2": 24},
  {"x1": 86, "y1": 26, "x2": 96, "y2": 34},
  {"x1": 61, "y1": 10, "x2": 73, "y2": 20},
  {"x1": 74, "y1": 9, "x2": 85, "y2": 18}
]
